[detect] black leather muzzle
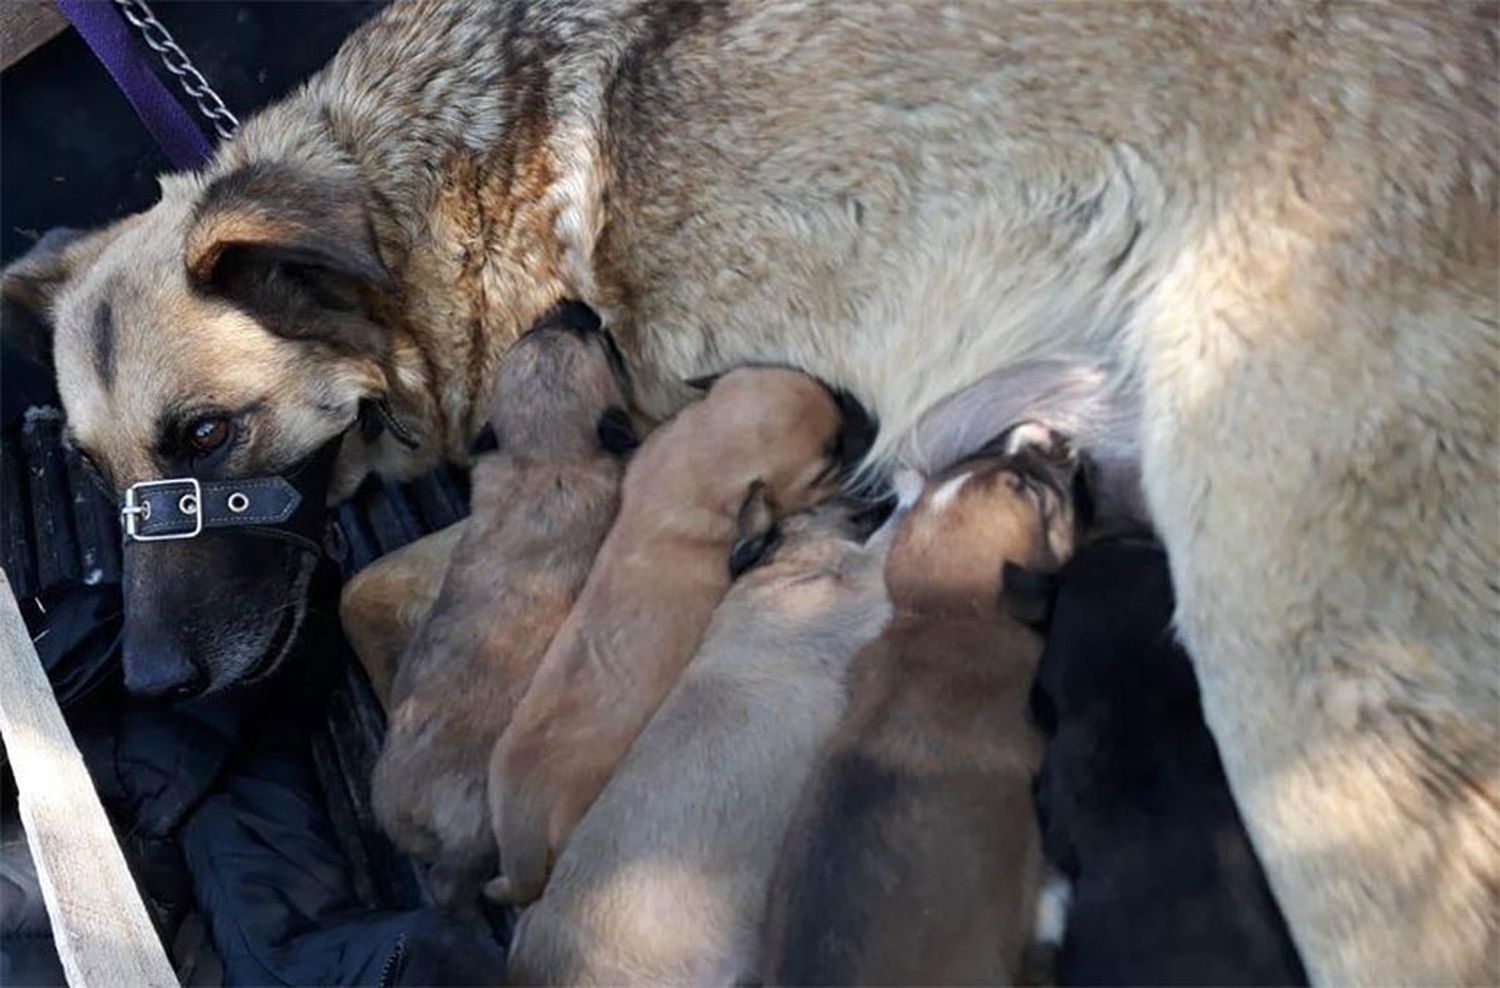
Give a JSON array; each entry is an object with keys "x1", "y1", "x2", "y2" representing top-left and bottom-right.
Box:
[{"x1": 119, "y1": 435, "x2": 342, "y2": 556}]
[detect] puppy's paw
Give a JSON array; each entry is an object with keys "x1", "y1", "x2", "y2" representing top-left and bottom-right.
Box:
[
  {"x1": 892, "y1": 467, "x2": 925, "y2": 509},
  {"x1": 483, "y1": 874, "x2": 519, "y2": 905},
  {"x1": 1000, "y1": 420, "x2": 1065, "y2": 458}
]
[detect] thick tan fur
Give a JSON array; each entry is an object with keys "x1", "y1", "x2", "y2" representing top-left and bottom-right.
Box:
[
  {"x1": 14, "y1": 2, "x2": 1498, "y2": 980},
  {"x1": 487, "y1": 366, "x2": 849, "y2": 906},
  {"x1": 763, "y1": 436, "x2": 1084, "y2": 986},
  {"x1": 505, "y1": 503, "x2": 892, "y2": 985},
  {"x1": 370, "y1": 324, "x2": 630, "y2": 908},
  {"x1": 339, "y1": 520, "x2": 465, "y2": 710}
]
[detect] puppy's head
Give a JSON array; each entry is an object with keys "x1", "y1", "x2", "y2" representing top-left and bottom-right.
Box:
[
  {"x1": 6, "y1": 162, "x2": 404, "y2": 697},
  {"x1": 691, "y1": 366, "x2": 874, "y2": 510},
  {"x1": 724, "y1": 499, "x2": 894, "y2": 633},
  {"x1": 887, "y1": 422, "x2": 1088, "y2": 616},
  {"x1": 1030, "y1": 539, "x2": 1179, "y2": 724},
  {"x1": 678, "y1": 368, "x2": 876, "y2": 574},
  {"x1": 489, "y1": 302, "x2": 637, "y2": 459}
]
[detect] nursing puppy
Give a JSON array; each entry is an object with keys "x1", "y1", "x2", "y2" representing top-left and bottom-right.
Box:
[
  {"x1": 763, "y1": 425, "x2": 1085, "y2": 987},
  {"x1": 371, "y1": 304, "x2": 636, "y2": 908},
  {"x1": 488, "y1": 366, "x2": 871, "y2": 907},
  {"x1": 1032, "y1": 539, "x2": 1308, "y2": 986},
  {"x1": 339, "y1": 519, "x2": 465, "y2": 710},
  {"x1": 900, "y1": 360, "x2": 1145, "y2": 526},
  {"x1": 505, "y1": 501, "x2": 893, "y2": 985}
]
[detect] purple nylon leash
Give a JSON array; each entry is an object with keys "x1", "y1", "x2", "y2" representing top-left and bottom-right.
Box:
[{"x1": 52, "y1": 0, "x2": 214, "y2": 169}]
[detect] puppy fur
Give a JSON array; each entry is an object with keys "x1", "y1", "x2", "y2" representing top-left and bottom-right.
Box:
[
  {"x1": 487, "y1": 366, "x2": 858, "y2": 906},
  {"x1": 24, "y1": 3, "x2": 1499, "y2": 978},
  {"x1": 505, "y1": 503, "x2": 893, "y2": 985},
  {"x1": 339, "y1": 520, "x2": 466, "y2": 710},
  {"x1": 763, "y1": 431, "x2": 1084, "y2": 987},
  {"x1": 1032, "y1": 539, "x2": 1308, "y2": 986},
  {"x1": 371, "y1": 312, "x2": 633, "y2": 908}
]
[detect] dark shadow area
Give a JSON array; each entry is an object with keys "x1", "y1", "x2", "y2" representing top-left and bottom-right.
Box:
[{"x1": 2, "y1": 1, "x2": 385, "y2": 264}]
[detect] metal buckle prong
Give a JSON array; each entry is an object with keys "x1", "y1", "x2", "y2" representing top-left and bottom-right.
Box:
[{"x1": 122, "y1": 477, "x2": 203, "y2": 541}]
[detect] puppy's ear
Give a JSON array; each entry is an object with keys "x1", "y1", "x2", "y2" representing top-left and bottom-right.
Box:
[
  {"x1": 998, "y1": 420, "x2": 1062, "y2": 458},
  {"x1": 829, "y1": 388, "x2": 879, "y2": 471},
  {"x1": 729, "y1": 480, "x2": 782, "y2": 577},
  {"x1": 1001, "y1": 561, "x2": 1058, "y2": 628},
  {"x1": 684, "y1": 372, "x2": 722, "y2": 393},
  {"x1": 596, "y1": 406, "x2": 640, "y2": 455},
  {"x1": 533, "y1": 298, "x2": 602, "y2": 334},
  {"x1": 468, "y1": 424, "x2": 500, "y2": 455},
  {"x1": 185, "y1": 162, "x2": 393, "y2": 354},
  {"x1": 2, "y1": 226, "x2": 119, "y2": 371}
]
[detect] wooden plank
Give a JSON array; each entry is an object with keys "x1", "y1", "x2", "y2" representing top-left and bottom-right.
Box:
[
  {"x1": 1, "y1": 2, "x2": 70, "y2": 73},
  {"x1": 0, "y1": 569, "x2": 178, "y2": 988}
]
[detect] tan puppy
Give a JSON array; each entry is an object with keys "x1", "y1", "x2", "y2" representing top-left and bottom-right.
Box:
[
  {"x1": 763, "y1": 426, "x2": 1085, "y2": 987},
  {"x1": 25, "y1": 3, "x2": 1498, "y2": 978},
  {"x1": 487, "y1": 366, "x2": 871, "y2": 907},
  {"x1": 505, "y1": 501, "x2": 894, "y2": 985},
  {"x1": 339, "y1": 520, "x2": 465, "y2": 710},
  {"x1": 371, "y1": 305, "x2": 637, "y2": 908}
]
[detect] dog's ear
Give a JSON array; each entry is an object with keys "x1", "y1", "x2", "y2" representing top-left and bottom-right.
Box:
[
  {"x1": 1001, "y1": 561, "x2": 1058, "y2": 629},
  {"x1": 828, "y1": 388, "x2": 879, "y2": 471},
  {"x1": 596, "y1": 406, "x2": 640, "y2": 455},
  {"x1": 185, "y1": 162, "x2": 394, "y2": 354},
  {"x1": 729, "y1": 480, "x2": 782, "y2": 577},
  {"x1": 2, "y1": 226, "x2": 118, "y2": 371}
]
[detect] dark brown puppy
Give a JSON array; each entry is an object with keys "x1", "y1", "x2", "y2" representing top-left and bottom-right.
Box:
[
  {"x1": 371, "y1": 303, "x2": 636, "y2": 908},
  {"x1": 488, "y1": 367, "x2": 869, "y2": 907},
  {"x1": 763, "y1": 424, "x2": 1086, "y2": 986}
]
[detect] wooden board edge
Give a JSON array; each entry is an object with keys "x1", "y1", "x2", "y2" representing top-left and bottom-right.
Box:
[{"x1": 0, "y1": 569, "x2": 178, "y2": 988}]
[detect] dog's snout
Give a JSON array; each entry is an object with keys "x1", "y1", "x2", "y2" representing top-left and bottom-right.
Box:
[{"x1": 122, "y1": 625, "x2": 208, "y2": 700}]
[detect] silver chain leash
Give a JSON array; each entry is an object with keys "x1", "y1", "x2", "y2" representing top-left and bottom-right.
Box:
[{"x1": 112, "y1": 0, "x2": 240, "y2": 141}]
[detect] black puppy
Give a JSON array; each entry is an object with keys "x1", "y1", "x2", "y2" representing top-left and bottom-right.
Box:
[{"x1": 1031, "y1": 539, "x2": 1308, "y2": 986}]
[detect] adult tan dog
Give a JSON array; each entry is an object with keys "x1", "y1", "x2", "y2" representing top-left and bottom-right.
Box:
[
  {"x1": 504, "y1": 502, "x2": 892, "y2": 985},
  {"x1": 763, "y1": 429, "x2": 1085, "y2": 986},
  {"x1": 370, "y1": 308, "x2": 636, "y2": 909},
  {"x1": 488, "y1": 366, "x2": 867, "y2": 906},
  {"x1": 6, "y1": 2, "x2": 1496, "y2": 981}
]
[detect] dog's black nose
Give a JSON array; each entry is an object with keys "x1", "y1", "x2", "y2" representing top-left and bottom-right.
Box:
[{"x1": 122, "y1": 628, "x2": 207, "y2": 700}]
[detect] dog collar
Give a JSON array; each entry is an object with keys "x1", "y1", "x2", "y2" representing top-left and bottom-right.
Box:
[{"x1": 119, "y1": 436, "x2": 342, "y2": 555}]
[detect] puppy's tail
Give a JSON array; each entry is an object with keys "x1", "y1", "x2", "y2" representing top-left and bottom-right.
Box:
[{"x1": 487, "y1": 781, "x2": 551, "y2": 907}]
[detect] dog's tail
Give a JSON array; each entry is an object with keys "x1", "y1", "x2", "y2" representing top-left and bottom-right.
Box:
[{"x1": 486, "y1": 775, "x2": 552, "y2": 907}]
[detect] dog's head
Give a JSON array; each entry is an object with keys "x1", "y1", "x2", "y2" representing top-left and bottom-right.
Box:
[
  {"x1": 488, "y1": 301, "x2": 638, "y2": 459},
  {"x1": 3, "y1": 162, "x2": 406, "y2": 697},
  {"x1": 887, "y1": 422, "x2": 1089, "y2": 617}
]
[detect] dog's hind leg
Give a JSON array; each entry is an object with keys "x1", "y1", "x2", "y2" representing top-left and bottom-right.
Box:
[{"x1": 1133, "y1": 160, "x2": 1499, "y2": 983}]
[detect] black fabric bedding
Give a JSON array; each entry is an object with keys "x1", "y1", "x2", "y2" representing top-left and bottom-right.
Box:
[{"x1": 0, "y1": 344, "x2": 505, "y2": 986}]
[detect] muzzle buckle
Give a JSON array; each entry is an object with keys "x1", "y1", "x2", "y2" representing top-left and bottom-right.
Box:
[{"x1": 122, "y1": 477, "x2": 202, "y2": 541}]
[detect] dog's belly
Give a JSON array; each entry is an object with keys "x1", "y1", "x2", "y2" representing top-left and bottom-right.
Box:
[
  {"x1": 606, "y1": 138, "x2": 1157, "y2": 466},
  {"x1": 586, "y1": 8, "x2": 1196, "y2": 465}
]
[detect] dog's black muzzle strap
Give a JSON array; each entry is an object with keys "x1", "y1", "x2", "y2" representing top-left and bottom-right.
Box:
[{"x1": 119, "y1": 437, "x2": 341, "y2": 555}]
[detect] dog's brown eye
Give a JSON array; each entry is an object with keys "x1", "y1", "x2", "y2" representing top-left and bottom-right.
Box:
[{"x1": 188, "y1": 416, "x2": 231, "y2": 455}]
